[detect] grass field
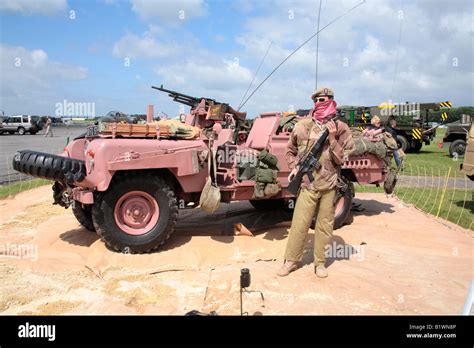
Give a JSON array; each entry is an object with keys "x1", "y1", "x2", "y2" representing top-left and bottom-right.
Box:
[
  {"x1": 0, "y1": 179, "x2": 51, "y2": 199},
  {"x1": 402, "y1": 128, "x2": 464, "y2": 174},
  {"x1": 356, "y1": 184, "x2": 472, "y2": 230},
  {"x1": 396, "y1": 187, "x2": 472, "y2": 230},
  {"x1": 356, "y1": 128, "x2": 473, "y2": 230}
]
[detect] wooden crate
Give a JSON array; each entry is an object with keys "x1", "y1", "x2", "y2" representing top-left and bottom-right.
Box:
[{"x1": 99, "y1": 121, "x2": 200, "y2": 139}]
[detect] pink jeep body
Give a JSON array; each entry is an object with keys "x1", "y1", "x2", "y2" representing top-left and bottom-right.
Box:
[{"x1": 67, "y1": 112, "x2": 384, "y2": 205}]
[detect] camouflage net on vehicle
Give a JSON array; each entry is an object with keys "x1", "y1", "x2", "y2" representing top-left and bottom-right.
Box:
[{"x1": 351, "y1": 137, "x2": 387, "y2": 159}]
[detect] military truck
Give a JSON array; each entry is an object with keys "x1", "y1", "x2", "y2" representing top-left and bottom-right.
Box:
[
  {"x1": 460, "y1": 123, "x2": 474, "y2": 181},
  {"x1": 345, "y1": 102, "x2": 453, "y2": 153},
  {"x1": 298, "y1": 101, "x2": 450, "y2": 153},
  {"x1": 442, "y1": 115, "x2": 472, "y2": 158}
]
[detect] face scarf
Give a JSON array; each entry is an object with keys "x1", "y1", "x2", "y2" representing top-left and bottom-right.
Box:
[{"x1": 312, "y1": 99, "x2": 337, "y2": 123}]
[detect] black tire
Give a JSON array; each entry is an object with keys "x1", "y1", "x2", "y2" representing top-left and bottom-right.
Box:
[
  {"x1": 12, "y1": 150, "x2": 86, "y2": 183},
  {"x1": 72, "y1": 202, "x2": 95, "y2": 232},
  {"x1": 17, "y1": 127, "x2": 25, "y2": 135},
  {"x1": 333, "y1": 181, "x2": 353, "y2": 229},
  {"x1": 311, "y1": 180, "x2": 353, "y2": 230},
  {"x1": 0, "y1": 130, "x2": 3, "y2": 135},
  {"x1": 91, "y1": 173, "x2": 178, "y2": 253},
  {"x1": 396, "y1": 135, "x2": 410, "y2": 153},
  {"x1": 449, "y1": 139, "x2": 466, "y2": 158},
  {"x1": 412, "y1": 141, "x2": 422, "y2": 153},
  {"x1": 249, "y1": 199, "x2": 294, "y2": 211}
]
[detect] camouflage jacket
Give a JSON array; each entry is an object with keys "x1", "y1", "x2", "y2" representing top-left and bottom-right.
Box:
[{"x1": 286, "y1": 117, "x2": 355, "y2": 191}]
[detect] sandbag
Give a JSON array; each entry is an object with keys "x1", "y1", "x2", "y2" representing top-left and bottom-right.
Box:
[
  {"x1": 199, "y1": 147, "x2": 221, "y2": 213},
  {"x1": 199, "y1": 177, "x2": 221, "y2": 213},
  {"x1": 264, "y1": 183, "x2": 280, "y2": 197},
  {"x1": 254, "y1": 182, "x2": 266, "y2": 199}
]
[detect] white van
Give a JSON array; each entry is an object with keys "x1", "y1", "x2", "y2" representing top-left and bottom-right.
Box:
[{"x1": 0, "y1": 115, "x2": 42, "y2": 135}]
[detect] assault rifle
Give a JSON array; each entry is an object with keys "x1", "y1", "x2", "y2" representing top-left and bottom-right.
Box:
[{"x1": 287, "y1": 117, "x2": 338, "y2": 195}]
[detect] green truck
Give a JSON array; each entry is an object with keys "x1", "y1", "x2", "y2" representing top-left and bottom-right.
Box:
[
  {"x1": 442, "y1": 115, "x2": 472, "y2": 158},
  {"x1": 295, "y1": 101, "x2": 451, "y2": 153},
  {"x1": 460, "y1": 123, "x2": 474, "y2": 180},
  {"x1": 337, "y1": 101, "x2": 452, "y2": 153}
]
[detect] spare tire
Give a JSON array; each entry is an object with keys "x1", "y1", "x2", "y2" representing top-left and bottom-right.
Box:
[{"x1": 12, "y1": 150, "x2": 86, "y2": 183}]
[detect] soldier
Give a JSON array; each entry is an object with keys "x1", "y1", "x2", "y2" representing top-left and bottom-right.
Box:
[{"x1": 277, "y1": 87, "x2": 355, "y2": 278}]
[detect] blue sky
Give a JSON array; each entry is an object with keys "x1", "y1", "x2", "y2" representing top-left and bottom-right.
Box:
[{"x1": 1, "y1": 0, "x2": 473, "y2": 118}]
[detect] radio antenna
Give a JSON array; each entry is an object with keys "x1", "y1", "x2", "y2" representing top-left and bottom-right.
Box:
[
  {"x1": 238, "y1": 41, "x2": 273, "y2": 111},
  {"x1": 315, "y1": 0, "x2": 323, "y2": 89},
  {"x1": 239, "y1": 0, "x2": 366, "y2": 110}
]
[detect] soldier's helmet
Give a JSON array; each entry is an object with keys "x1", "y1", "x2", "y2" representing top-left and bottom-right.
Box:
[{"x1": 311, "y1": 87, "x2": 334, "y2": 101}]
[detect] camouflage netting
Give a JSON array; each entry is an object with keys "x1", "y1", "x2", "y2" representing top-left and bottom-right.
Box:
[{"x1": 351, "y1": 137, "x2": 387, "y2": 159}]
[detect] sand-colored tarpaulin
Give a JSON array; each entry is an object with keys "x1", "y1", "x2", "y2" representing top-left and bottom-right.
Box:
[{"x1": 0, "y1": 186, "x2": 472, "y2": 315}]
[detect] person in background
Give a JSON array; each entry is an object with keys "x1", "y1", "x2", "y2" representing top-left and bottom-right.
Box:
[
  {"x1": 44, "y1": 116, "x2": 53, "y2": 137},
  {"x1": 386, "y1": 118, "x2": 401, "y2": 168},
  {"x1": 363, "y1": 115, "x2": 383, "y2": 138}
]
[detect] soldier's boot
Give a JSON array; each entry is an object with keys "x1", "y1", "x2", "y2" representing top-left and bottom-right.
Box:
[
  {"x1": 315, "y1": 265, "x2": 328, "y2": 278},
  {"x1": 277, "y1": 261, "x2": 299, "y2": 277}
]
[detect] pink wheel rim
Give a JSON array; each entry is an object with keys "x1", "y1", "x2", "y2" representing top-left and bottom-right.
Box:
[
  {"x1": 335, "y1": 196, "x2": 345, "y2": 218},
  {"x1": 114, "y1": 191, "x2": 159, "y2": 235}
]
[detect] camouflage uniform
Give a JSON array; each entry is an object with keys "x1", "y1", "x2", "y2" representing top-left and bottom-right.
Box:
[{"x1": 284, "y1": 117, "x2": 355, "y2": 267}]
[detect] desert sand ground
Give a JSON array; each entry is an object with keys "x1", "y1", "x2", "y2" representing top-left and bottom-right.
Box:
[{"x1": 0, "y1": 185, "x2": 472, "y2": 315}]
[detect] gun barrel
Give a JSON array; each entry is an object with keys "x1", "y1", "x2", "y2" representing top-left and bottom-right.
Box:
[
  {"x1": 151, "y1": 84, "x2": 220, "y2": 108},
  {"x1": 152, "y1": 85, "x2": 199, "y2": 101}
]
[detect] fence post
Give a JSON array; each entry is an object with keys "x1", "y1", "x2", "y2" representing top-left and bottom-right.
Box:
[{"x1": 436, "y1": 167, "x2": 451, "y2": 218}]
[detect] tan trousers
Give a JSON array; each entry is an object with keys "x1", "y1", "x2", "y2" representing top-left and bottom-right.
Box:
[{"x1": 284, "y1": 188, "x2": 335, "y2": 267}]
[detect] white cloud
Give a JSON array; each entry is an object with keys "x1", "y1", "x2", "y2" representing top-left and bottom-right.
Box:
[
  {"x1": 108, "y1": 0, "x2": 472, "y2": 117},
  {"x1": 131, "y1": 0, "x2": 207, "y2": 23},
  {"x1": 0, "y1": 0, "x2": 67, "y2": 16},
  {"x1": 229, "y1": 0, "x2": 473, "y2": 111},
  {"x1": 112, "y1": 31, "x2": 180, "y2": 59},
  {"x1": 155, "y1": 58, "x2": 253, "y2": 92},
  {"x1": 0, "y1": 44, "x2": 88, "y2": 114}
]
